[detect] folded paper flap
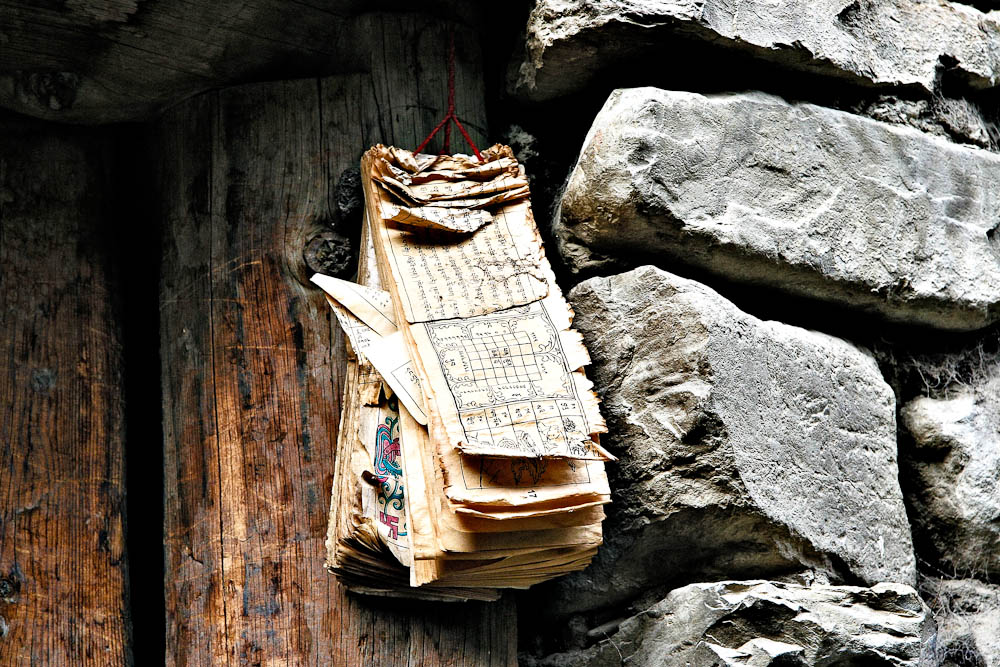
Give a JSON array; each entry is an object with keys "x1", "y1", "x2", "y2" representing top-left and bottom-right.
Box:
[
  {"x1": 385, "y1": 173, "x2": 528, "y2": 203},
  {"x1": 395, "y1": 187, "x2": 531, "y2": 210},
  {"x1": 319, "y1": 293, "x2": 428, "y2": 426},
  {"x1": 439, "y1": 448, "x2": 612, "y2": 507},
  {"x1": 448, "y1": 506, "x2": 606, "y2": 534},
  {"x1": 454, "y1": 501, "x2": 608, "y2": 520},
  {"x1": 323, "y1": 295, "x2": 378, "y2": 363},
  {"x1": 364, "y1": 332, "x2": 429, "y2": 426},
  {"x1": 311, "y1": 273, "x2": 397, "y2": 336},
  {"x1": 407, "y1": 157, "x2": 519, "y2": 184},
  {"x1": 437, "y1": 521, "x2": 603, "y2": 554}
]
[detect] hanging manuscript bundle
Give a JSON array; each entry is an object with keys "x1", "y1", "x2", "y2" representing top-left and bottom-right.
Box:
[{"x1": 315, "y1": 144, "x2": 612, "y2": 600}]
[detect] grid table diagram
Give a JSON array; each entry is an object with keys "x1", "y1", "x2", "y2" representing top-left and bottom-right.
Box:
[{"x1": 460, "y1": 331, "x2": 543, "y2": 384}]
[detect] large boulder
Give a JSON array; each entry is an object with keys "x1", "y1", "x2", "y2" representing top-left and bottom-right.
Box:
[
  {"x1": 542, "y1": 266, "x2": 915, "y2": 617},
  {"x1": 524, "y1": 580, "x2": 935, "y2": 667},
  {"x1": 901, "y1": 369, "x2": 1000, "y2": 577},
  {"x1": 554, "y1": 88, "x2": 1000, "y2": 331},
  {"x1": 922, "y1": 577, "x2": 1000, "y2": 667},
  {"x1": 511, "y1": 0, "x2": 1000, "y2": 101}
]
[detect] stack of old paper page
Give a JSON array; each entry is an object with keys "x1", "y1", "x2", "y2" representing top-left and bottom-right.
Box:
[{"x1": 315, "y1": 144, "x2": 613, "y2": 601}]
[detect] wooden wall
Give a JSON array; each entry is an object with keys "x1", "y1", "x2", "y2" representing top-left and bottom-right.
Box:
[{"x1": 154, "y1": 14, "x2": 517, "y2": 665}]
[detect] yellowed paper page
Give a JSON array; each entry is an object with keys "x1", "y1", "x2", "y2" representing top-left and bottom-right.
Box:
[
  {"x1": 439, "y1": 447, "x2": 611, "y2": 508},
  {"x1": 410, "y1": 297, "x2": 610, "y2": 460},
  {"x1": 396, "y1": 404, "x2": 438, "y2": 575},
  {"x1": 368, "y1": 177, "x2": 548, "y2": 323}
]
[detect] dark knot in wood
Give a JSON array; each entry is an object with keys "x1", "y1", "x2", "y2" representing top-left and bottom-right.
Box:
[
  {"x1": 0, "y1": 570, "x2": 22, "y2": 604},
  {"x1": 29, "y1": 368, "x2": 56, "y2": 394},
  {"x1": 303, "y1": 231, "x2": 354, "y2": 279},
  {"x1": 333, "y1": 168, "x2": 363, "y2": 230},
  {"x1": 15, "y1": 71, "x2": 80, "y2": 112}
]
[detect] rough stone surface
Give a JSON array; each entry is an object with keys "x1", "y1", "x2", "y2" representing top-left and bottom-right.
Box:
[
  {"x1": 555, "y1": 88, "x2": 1000, "y2": 331},
  {"x1": 542, "y1": 266, "x2": 915, "y2": 618},
  {"x1": 511, "y1": 0, "x2": 1000, "y2": 102},
  {"x1": 901, "y1": 369, "x2": 1000, "y2": 578},
  {"x1": 853, "y1": 94, "x2": 998, "y2": 150},
  {"x1": 922, "y1": 577, "x2": 1000, "y2": 667},
  {"x1": 524, "y1": 580, "x2": 935, "y2": 666}
]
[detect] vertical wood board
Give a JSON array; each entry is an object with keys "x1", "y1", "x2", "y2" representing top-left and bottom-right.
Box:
[{"x1": 0, "y1": 118, "x2": 132, "y2": 664}]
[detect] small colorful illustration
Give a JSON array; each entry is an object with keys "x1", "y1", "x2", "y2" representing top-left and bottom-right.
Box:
[{"x1": 374, "y1": 397, "x2": 406, "y2": 540}]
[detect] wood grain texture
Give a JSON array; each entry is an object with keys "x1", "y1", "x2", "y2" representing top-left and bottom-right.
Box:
[
  {"x1": 0, "y1": 117, "x2": 132, "y2": 663},
  {"x1": 0, "y1": 1, "x2": 490, "y2": 124},
  {"x1": 157, "y1": 14, "x2": 516, "y2": 665}
]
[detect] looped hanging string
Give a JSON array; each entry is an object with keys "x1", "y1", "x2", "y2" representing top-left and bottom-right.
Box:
[{"x1": 414, "y1": 30, "x2": 484, "y2": 162}]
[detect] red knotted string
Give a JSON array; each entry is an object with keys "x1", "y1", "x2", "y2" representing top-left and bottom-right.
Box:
[{"x1": 414, "y1": 30, "x2": 484, "y2": 162}]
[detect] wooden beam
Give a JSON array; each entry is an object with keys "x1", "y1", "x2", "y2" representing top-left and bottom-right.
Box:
[
  {"x1": 156, "y1": 13, "x2": 516, "y2": 665},
  {"x1": 0, "y1": 2, "x2": 489, "y2": 124},
  {"x1": 0, "y1": 117, "x2": 132, "y2": 663}
]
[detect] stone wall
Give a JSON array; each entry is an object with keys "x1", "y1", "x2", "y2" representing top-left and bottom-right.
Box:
[{"x1": 506, "y1": 1, "x2": 1000, "y2": 664}]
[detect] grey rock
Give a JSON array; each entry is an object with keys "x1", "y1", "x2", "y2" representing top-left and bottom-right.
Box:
[
  {"x1": 853, "y1": 94, "x2": 997, "y2": 150},
  {"x1": 549, "y1": 266, "x2": 915, "y2": 617},
  {"x1": 511, "y1": 0, "x2": 1000, "y2": 101},
  {"x1": 901, "y1": 369, "x2": 1000, "y2": 577},
  {"x1": 922, "y1": 577, "x2": 1000, "y2": 667},
  {"x1": 932, "y1": 96, "x2": 999, "y2": 149},
  {"x1": 555, "y1": 88, "x2": 1000, "y2": 331},
  {"x1": 526, "y1": 580, "x2": 935, "y2": 667},
  {"x1": 501, "y1": 124, "x2": 540, "y2": 164}
]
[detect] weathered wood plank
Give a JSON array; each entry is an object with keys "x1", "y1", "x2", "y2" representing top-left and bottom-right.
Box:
[
  {"x1": 0, "y1": 117, "x2": 132, "y2": 663},
  {"x1": 158, "y1": 13, "x2": 514, "y2": 665}
]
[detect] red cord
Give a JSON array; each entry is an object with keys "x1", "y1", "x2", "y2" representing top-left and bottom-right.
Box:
[{"x1": 414, "y1": 30, "x2": 484, "y2": 162}]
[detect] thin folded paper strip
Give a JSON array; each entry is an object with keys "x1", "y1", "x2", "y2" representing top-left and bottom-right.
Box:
[
  {"x1": 314, "y1": 286, "x2": 428, "y2": 424},
  {"x1": 323, "y1": 143, "x2": 612, "y2": 599},
  {"x1": 383, "y1": 203, "x2": 493, "y2": 233},
  {"x1": 310, "y1": 274, "x2": 397, "y2": 336}
]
